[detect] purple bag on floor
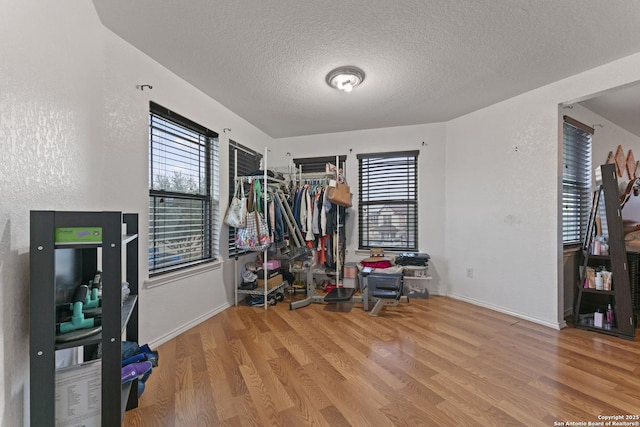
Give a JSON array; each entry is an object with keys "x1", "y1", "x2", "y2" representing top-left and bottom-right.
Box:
[{"x1": 121, "y1": 361, "x2": 152, "y2": 384}]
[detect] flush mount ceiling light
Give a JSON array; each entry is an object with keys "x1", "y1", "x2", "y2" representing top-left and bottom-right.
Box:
[{"x1": 326, "y1": 66, "x2": 365, "y2": 93}]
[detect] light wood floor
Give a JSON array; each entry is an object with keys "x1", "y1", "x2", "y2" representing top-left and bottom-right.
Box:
[{"x1": 123, "y1": 295, "x2": 640, "y2": 426}]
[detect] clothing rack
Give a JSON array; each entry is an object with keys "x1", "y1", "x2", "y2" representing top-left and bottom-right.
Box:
[
  {"x1": 233, "y1": 147, "x2": 287, "y2": 310},
  {"x1": 289, "y1": 155, "x2": 356, "y2": 310},
  {"x1": 232, "y1": 151, "x2": 348, "y2": 309},
  {"x1": 293, "y1": 155, "x2": 344, "y2": 286}
]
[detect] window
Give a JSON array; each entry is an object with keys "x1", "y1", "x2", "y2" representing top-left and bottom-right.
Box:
[
  {"x1": 358, "y1": 150, "x2": 419, "y2": 251},
  {"x1": 228, "y1": 141, "x2": 262, "y2": 257},
  {"x1": 293, "y1": 155, "x2": 347, "y2": 173},
  {"x1": 562, "y1": 116, "x2": 593, "y2": 245},
  {"x1": 149, "y1": 102, "x2": 219, "y2": 274}
]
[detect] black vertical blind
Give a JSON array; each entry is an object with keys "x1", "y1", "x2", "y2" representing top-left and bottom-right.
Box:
[
  {"x1": 358, "y1": 150, "x2": 419, "y2": 250},
  {"x1": 562, "y1": 116, "x2": 593, "y2": 244}
]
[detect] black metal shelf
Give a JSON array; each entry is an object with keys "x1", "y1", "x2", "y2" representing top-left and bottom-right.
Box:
[
  {"x1": 53, "y1": 233, "x2": 139, "y2": 250},
  {"x1": 54, "y1": 296, "x2": 138, "y2": 351},
  {"x1": 30, "y1": 211, "x2": 139, "y2": 427},
  {"x1": 575, "y1": 323, "x2": 632, "y2": 340},
  {"x1": 579, "y1": 288, "x2": 615, "y2": 296}
]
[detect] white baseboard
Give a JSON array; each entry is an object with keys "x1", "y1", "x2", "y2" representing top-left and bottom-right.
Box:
[
  {"x1": 446, "y1": 292, "x2": 565, "y2": 330},
  {"x1": 147, "y1": 302, "x2": 231, "y2": 349}
]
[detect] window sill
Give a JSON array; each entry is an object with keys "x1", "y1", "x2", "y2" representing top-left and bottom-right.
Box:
[
  {"x1": 355, "y1": 249, "x2": 421, "y2": 257},
  {"x1": 145, "y1": 260, "x2": 222, "y2": 289},
  {"x1": 563, "y1": 244, "x2": 582, "y2": 254}
]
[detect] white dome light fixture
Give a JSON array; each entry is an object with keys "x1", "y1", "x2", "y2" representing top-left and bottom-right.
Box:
[{"x1": 326, "y1": 66, "x2": 365, "y2": 93}]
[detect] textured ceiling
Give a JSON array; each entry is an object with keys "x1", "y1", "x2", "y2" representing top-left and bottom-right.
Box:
[{"x1": 92, "y1": 0, "x2": 640, "y2": 138}]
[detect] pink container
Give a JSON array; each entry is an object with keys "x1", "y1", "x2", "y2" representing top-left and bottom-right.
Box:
[
  {"x1": 344, "y1": 263, "x2": 357, "y2": 278},
  {"x1": 265, "y1": 260, "x2": 281, "y2": 270}
]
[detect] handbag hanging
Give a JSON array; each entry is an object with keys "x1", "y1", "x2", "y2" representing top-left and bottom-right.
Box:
[
  {"x1": 224, "y1": 180, "x2": 247, "y2": 228},
  {"x1": 235, "y1": 211, "x2": 271, "y2": 251},
  {"x1": 327, "y1": 182, "x2": 352, "y2": 207},
  {"x1": 235, "y1": 179, "x2": 271, "y2": 251}
]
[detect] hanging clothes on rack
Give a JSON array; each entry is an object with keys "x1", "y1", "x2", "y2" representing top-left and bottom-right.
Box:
[
  {"x1": 283, "y1": 162, "x2": 349, "y2": 283},
  {"x1": 317, "y1": 184, "x2": 330, "y2": 266},
  {"x1": 272, "y1": 196, "x2": 285, "y2": 248},
  {"x1": 300, "y1": 184, "x2": 307, "y2": 234},
  {"x1": 253, "y1": 179, "x2": 263, "y2": 214},
  {"x1": 293, "y1": 185, "x2": 302, "y2": 230},
  {"x1": 304, "y1": 184, "x2": 314, "y2": 245},
  {"x1": 310, "y1": 184, "x2": 323, "y2": 264}
]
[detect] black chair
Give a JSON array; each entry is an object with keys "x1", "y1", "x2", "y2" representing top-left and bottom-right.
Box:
[{"x1": 362, "y1": 269, "x2": 407, "y2": 316}]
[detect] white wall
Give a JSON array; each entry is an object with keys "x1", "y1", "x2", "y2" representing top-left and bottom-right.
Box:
[
  {"x1": 1, "y1": 2, "x2": 104, "y2": 425},
  {"x1": 446, "y1": 96, "x2": 562, "y2": 327},
  {"x1": 101, "y1": 23, "x2": 271, "y2": 348},
  {"x1": 445, "y1": 54, "x2": 640, "y2": 329},
  {"x1": 270, "y1": 123, "x2": 448, "y2": 295},
  {"x1": 0, "y1": 2, "x2": 271, "y2": 425}
]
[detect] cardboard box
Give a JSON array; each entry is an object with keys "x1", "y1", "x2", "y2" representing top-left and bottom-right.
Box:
[
  {"x1": 256, "y1": 269, "x2": 280, "y2": 280},
  {"x1": 55, "y1": 227, "x2": 102, "y2": 243},
  {"x1": 257, "y1": 274, "x2": 283, "y2": 290}
]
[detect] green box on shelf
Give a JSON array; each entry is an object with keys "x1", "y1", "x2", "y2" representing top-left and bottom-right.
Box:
[{"x1": 55, "y1": 227, "x2": 102, "y2": 243}]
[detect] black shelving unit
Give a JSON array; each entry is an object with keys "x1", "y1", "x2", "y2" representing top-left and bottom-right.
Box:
[
  {"x1": 575, "y1": 164, "x2": 636, "y2": 340},
  {"x1": 30, "y1": 211, "x2": 139, "y2": 426}
]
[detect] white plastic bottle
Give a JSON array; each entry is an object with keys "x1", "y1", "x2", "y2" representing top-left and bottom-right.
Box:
[{"x1": 595, "y1": 271, "x2": 604, "y2": 290}]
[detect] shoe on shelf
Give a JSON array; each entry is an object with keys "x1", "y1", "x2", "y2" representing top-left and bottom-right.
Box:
[
  {"x1": 246, "y1": 295, "x2": 265, "y2": 307},
  {"x1": 239, "y1": 281, "x2": 257, "y2": 290}
]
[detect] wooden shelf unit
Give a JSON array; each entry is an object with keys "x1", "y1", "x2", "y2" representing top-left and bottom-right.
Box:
[{"x1": 574, "y1": 164, "x2": 636, "y2": 340}]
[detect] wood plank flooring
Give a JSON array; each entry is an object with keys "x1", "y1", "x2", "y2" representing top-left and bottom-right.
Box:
[{"x1": 123, "y1": 296, "x2": 640, "y2": 426}]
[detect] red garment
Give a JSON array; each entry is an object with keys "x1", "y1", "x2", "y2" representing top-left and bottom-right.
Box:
[
  {"x1": 318, "y1": 236, "x2": 326, "y2": 264},
  {"x1": 360, "y1": 260, "x2": 393, "y2": 269}
]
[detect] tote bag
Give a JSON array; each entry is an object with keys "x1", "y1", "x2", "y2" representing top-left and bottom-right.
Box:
[
  {"x1": 235, "y1": 181, "x2": 271, "y2": 251},
  {"x1": 224, "y1": 181, "x2": 247, "y2": 228},
  {"x1": 235, "y1": 210, "x2": 271, "y2": 251},
  {"x1": 327, "y1": 182, "x2": 352, "y2": 207}
]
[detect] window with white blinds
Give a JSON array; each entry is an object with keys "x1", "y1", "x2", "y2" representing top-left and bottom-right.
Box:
[
  {"x1": 228, "y1": 141, "x2": 262, "y2": 257},
  {"x1": 358, "y1": 150, "x2": 419, "y2": 251},
  {"x1": 562, "y1": 116, "x2": 593, "y2": 245},
  {"x1": 149, "y1": 102, "x2": 220, "y2": 275}
]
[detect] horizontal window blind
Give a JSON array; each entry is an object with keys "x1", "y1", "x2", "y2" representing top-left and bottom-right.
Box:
[
  {"x1": 358, "y1": 150, "x2": 419, "y2": 251},
  {"x1": 149, "y1": 102, "x2": 218, "y2": 274},
  {"x1": 562, "y1": 116, "x2": 593, "y2": 245},
  {"x1": 211, "y1": 137, "x2": 221, "y2": 259}
]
